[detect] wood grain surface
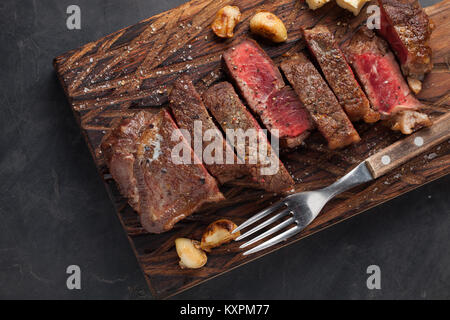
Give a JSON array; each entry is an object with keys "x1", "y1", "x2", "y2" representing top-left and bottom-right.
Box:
[{"x1": 53, "y1": 0, "x2": 450, "y2": 299}]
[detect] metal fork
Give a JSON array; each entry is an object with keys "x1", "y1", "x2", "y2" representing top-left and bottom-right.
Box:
[{"x1": 233, "y1": 113, "x2": 450, "y2": 256}]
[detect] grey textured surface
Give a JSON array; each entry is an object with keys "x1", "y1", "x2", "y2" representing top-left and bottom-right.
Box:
[{"x1": 0, "y1": 0, "x2": 448, "y2": 300}]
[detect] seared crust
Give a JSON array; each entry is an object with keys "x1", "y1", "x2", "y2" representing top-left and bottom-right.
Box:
[
  {"x1": 302, "y1": 25, "x2": 379, "y2": 123},
  {"x1": 101, "y1": 111, "x2": 152, "y2": 211},
  {"x1": 344, "y1": 27, "x2": 391, "y2": 57},
  {"x1": 101, "y1": 110, "x2": 224, "y2": 234},
  {"x1": 203, "y1": 82, "x2": 295, "y2": 193},
  {"x1": 169, "y1": 76, "x2": 247, "y2": 184},
  {"x1": 281, "y1": 53, "x2": 361, "y2": 149},
  {"x1": 378, "y1": 0, "x2": 433, "y2": 79}
]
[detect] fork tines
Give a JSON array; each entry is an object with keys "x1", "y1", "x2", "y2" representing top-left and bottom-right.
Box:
[{"x1": 233, "y1": 201, "x2": 301, "y2": 256}]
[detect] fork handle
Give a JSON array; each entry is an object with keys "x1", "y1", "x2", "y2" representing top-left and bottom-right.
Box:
[{"x1": 365, "y1": 113, "x2": 450, "y2": 179}]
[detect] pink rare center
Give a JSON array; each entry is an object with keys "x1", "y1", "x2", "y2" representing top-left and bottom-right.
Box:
[{"x1": 356, "y1": 53, "x2": 409, "y2": 114}]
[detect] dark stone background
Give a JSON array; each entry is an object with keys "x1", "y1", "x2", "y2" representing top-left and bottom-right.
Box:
[{"x1": 0, "y1": 0, "x2": 448, "y2": 300}]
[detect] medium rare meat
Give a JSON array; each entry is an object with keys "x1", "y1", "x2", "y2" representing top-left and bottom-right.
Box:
[
  {"x1": 265, "y1": 87, "x2": 312, "y2": 148},
  {"x1": 203, "y1": 82, "x2": 295, "y2": 192},
  {"x1": 101, "y1": 110, "x2": 224, "y2": 234},
  {"x1": 302, "y1": 25, "x2": 379, "y2": 123},
  {"x1": 344, "y1": 28, "x2": 431, "y2": 134},
  {"x1": 223, "y1": 39, "x2": 284, "y2": 107},
  {"x1": 280, "y1": 53, "x2": 361, "y2": 150},
  {"x1": 378, "y1": 0, "x2": 433, "y2": 92},
  {"x1": 223, "y1": 39, "x2": 312, "y2": 148},
  {"x1": 169, "y1": 76, "x2": 246, "y2": 184}
]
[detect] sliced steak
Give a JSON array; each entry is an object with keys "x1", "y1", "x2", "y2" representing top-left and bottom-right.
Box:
[
  {"x1": 169, "y1": 76, "x2": 246, "y2": 184},
  {"x1": 302, "y1": 25, "x2": 379, "y2": 123},
  {"x1": 223, "y1": 39, "x2": 312, "y2": 148},
  {"x1": 378, "y1": 0, "x2": 433, "y2": 91},
  {"x1": 344, "y1": 28, "x2": 431, "y2": 134},
  {"x1": 203, "y1": 82, "x2": 295, "y2": 193},
  {"x1": 223, "y1": 39, "x2": 284, "y2": 107},
  {"x1": 265, "y1": 87, "x2": 312, "y2": 148},
  {"x1": 280, "y1": 53, "x2": 361, "y2": 149},
  {"x1": 101, "y1": 110, "x2": 224, "y2": 234}
]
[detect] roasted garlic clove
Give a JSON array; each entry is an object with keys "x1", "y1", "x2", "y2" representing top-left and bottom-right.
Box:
[
  {"x1": 384, "y1": 110, "x2": 432, "y2": 135},
  {"x1": 200, "y1": 219, "x2": 240, "y2": 252},
  {"x1": 407, "y1": 77, "x2": 423, "y2": 94},
  {"x1": 211, "y1": 5, "x2": 242, "y2": 38},
  {"x1": 336, "y1": 0, "x2": 370, "y2": 16},
  {"x1": 175, "y1": 238, "x2": 207, "y2": 269},
  {"x1": 250, "y1": 11, "x2": 288, "y2": 43},
  {"x1": 306, "y1": 0, "x2": 331, "y2": 10}
]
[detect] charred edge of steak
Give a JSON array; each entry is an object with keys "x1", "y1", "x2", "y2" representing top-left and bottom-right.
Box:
[
  {"x1": 203, "y1": 82, "x2": 295, "y2": 193},
  {"x1": 378, "y1": 0, "x2": 433, "y2": 81},
  {"x1": 101, "y1": 111, "x2": 152, "y2": 211},
  {"x1": 101, "y1": 110, "x2": 224, "y2": 234},
  {"x1": 169, "y1": 75, "x2": 248, "y2": 184},
  {"x1": 223, "y1": 39, "x2": 312, "y2": 148},
  {"x1": 280, "y1": 53, "x2": 361, "y2": 150},
  {"x1": 302, "y1": 25, "x2": 379, "y2": 124}
]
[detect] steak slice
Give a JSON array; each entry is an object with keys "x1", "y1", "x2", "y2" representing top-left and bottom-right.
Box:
[
  {"x1": 169, "y1": 76, "x2": 246, "y2": 184},
  {"x1": 223, "y1": 39, "x2": 312, "y2": 148},
  {"x1": 280, "y1": 53, "x2": 361, "y2": 150},
  {"x1": 101, "y1": 110, "x2": 224, "y2": 234},
  {"x1": 203, "y1": 82, "x2": 295, "y2": 193},
  {"x1": 223, "y1": 39, "x2": 284, "y2": 107},
  {"x1": 265, "y1": 87, "x2": 312, "y2": 148},
  {"x1": 344, "y1": 28, "x2": 431, "y2": 134},
  {"x1": 378, "y1": 0, "x2": 433, "y2": 91},
  {"x1": 302, "y1": 25, "x2": 379, "y2": 123}
]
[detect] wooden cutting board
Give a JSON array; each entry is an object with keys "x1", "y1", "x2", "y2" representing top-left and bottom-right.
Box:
[{"x1": 54, "y1": 0, "x2": 450, "y2": 299}]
